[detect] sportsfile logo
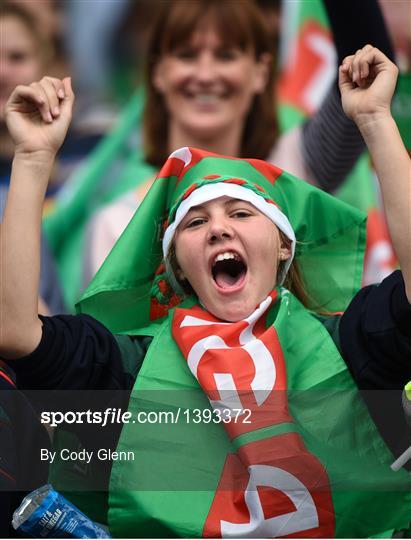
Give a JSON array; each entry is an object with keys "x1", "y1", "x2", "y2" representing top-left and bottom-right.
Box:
[{"x1": 40, "y1": 407, "x2": 252, "y2": 428}]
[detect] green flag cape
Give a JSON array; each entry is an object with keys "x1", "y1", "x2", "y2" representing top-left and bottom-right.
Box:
[
  {"x1": 77, "y1": 146, "x2": 366, "y2": 331},
  {"x1": 65, "y1": 148, "x2": 409, "y2": 537},
  {"x1": 105, "y1": 291, "x2": 410, "y2": 538}
]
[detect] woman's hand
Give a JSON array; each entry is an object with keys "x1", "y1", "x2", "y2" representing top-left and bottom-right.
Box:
[
  {"x1": 1, "y1": 77, "x2": 74, "y2": 358},
  {"x1": 4, "y1": 76, "x2": 74, "y2": 160},
  {"x1": 339, "y1": 45, "x2": 398, "y2": 128}
]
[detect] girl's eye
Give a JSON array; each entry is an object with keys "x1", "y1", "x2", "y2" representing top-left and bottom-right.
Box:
[
  {"x1": 186, "y1": 217, "x2": 207, "y2": 228},
  {"x1": 232, "y1": 211, "x2": 251, "y2": 218}
]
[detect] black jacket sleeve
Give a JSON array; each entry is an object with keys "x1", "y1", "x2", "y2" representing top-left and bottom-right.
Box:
[
  {"x1": 340, "y1": 270, "x2": 411, "y2": 463},
  {"x1": 2, "y1": 315, "x2": 148, "y2": 472},
  {"x1": 0, "y1": 369, "x2": 51, "y2": 537},
  {"x1": 323, "y1": 0, "x2": 395, "y2": 66},
  {"x1": 8, "y1": 314, "x2": 130, "y2": 392},
  {"x1": 340, "y1": 270, "x2": 411, "y2": 389}
]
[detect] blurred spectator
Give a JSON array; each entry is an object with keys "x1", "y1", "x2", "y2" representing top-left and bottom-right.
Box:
[
  {"x1": 110, "y1": 0, "x2": 161, "y2": 103},
  {"x1": 63, "y1": 0, "x2": 129, "y2": 125},
  {"x1": 0, "y1": 2, "x2": 66, "y2": 313},
  {"x1": 0, "y1": 2, "x2": 54, "y2": 154},
  {"x1": 7, "y1": 0, "x2": 67, "y2": 78},
  {"x1": 379, "y1": 0, "x2": 411, "y2": 71},
  {"x1": 81, "y1": 0, "x2": 393, "y2": 287}
]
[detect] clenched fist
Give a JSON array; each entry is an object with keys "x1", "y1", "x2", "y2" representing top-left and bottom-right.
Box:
[{"x1": 5, "y1": 76, "x2": 74, "y2": 159}]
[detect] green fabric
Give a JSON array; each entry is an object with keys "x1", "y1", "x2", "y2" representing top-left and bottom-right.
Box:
[
  {"x1": 43, "y1": 89, "x2": 156, "y2": 309},
  {"x1": 107, "y1": 291, "x2": 410, "y2": 538},
  {"x1": 77, "y1": 148, "x2": 366, "y2": 333},
  {"x1": 392, "y1": 72, "x2": 411, "y2": 152},
  {"x1": 290, "y1": 0, "x2": 329, "y2": 32}
]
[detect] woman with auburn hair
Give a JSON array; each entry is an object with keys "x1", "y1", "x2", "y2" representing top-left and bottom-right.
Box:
[
  {"x1": 1, "y1": 44, "x2": 410, "y2": 537},
  {"x1": 142, "y1": 0, "x2": 278, "y2": 167},
  {"x1": 82, "y1": 0, "x2": 394, "y2": 286}
]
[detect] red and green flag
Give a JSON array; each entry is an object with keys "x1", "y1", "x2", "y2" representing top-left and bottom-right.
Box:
[
  {"x1": 107, "y1": 292, "x2": 410, "y2": 538},
  {"x1": 71, "y1": 148, "x2": 410, "y2": 537},
  {"x1": 77, "y1": 147, "x2": 367, "y2": 332},
  {"x1": 277, "y1": 0, "x2": 397, "y2": 286}
]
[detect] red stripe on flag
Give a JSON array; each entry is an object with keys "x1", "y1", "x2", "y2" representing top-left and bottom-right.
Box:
[
  {"x1": 0, "y1": 466, "x2": 16, "y2": 483},
  {"x1": 157, "y1": 157, "x2": 187, "y2": 180},
  {"x1": 175, "y1": 149, "x2": 215, "y2": 186},
  {"x1": 0, "y1": 365, "x2": 15, "y2": 387},
  {"x1": 204, "y1": 434, "x2": 335, "y2": 538},
  {"x1": 278, "y1": 20, "x2": 334, "y2": 115},
  {"x1": 247, "y1": 159, "x2": 282, "y2": 185}
]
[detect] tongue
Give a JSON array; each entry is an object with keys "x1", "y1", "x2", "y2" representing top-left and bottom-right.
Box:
[{"x1": 215, "y1": 270, "x2": 244, "y2": 289}]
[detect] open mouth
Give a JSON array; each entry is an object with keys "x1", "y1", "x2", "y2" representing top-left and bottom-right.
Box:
[
  {"x1": 211, "y1": 252, "x2": 247, "y2": 290},
  {"x1": 184, "y1": 90, "x2": 227, "y2": 104}
]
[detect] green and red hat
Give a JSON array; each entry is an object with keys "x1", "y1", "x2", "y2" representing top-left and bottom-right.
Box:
[
  {"x1": 162, "y1": 148, "x2": 296, "y2": 290},
  {"x1": 77, "y1": 147, "x2": 367, "y2": 333}
]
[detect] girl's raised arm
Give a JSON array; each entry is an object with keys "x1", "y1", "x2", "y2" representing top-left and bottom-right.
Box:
[
  {"x1": 0, "y1": 77, "x2": 74, "y2": 358},
  {"x1": 339, "y1": 46, "x2": 411, "y2": 301}
]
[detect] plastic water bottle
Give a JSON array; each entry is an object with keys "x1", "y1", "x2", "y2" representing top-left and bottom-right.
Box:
[{"x1": 12, "y1": 484, "x2": 111, "y2": 538}]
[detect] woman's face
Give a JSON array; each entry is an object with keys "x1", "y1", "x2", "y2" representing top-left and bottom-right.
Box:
[
  {"x1": 153, "y1": 23, "x2": 270, "y2": 143},
  {"x1": 174, "y1": 196, "x2": 291, "y2": 322},
  {"x1": 0, "y1": 16, "x2": 43, "y2": 119}
]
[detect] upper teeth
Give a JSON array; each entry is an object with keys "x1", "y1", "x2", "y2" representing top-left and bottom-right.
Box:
[
  {"x1": 214, "y1": 252, "x2": 239, "y2": 263},
  {"x1": 194, "y1": 94, "x2": 219, "y2": 102}
]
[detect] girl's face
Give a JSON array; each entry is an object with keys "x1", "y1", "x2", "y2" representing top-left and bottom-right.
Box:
[
  {"x1": 174, "y1": 196, "x2": 291, "y2": 322},
  {"x1": 153, "y1": 23, "x2": 270, "y2": 143},
  {"x1": 0, "y1": 16, "x2": 42, "y2": 119}
]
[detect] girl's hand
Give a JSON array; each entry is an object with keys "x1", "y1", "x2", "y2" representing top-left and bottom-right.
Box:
[
  {"x1": 339, "y1": 45, "x2": 398, "y2": 128},
  {"x1": 4, "y1": 76, "x2": 74, "y2": 160}
]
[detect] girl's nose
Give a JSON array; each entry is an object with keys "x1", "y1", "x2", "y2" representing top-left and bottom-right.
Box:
[{"x1": 207, "y1": 218, "x2": 234, "y2": 243}]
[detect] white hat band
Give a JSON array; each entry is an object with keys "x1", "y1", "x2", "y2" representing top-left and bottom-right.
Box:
[{"x1": 163, "y1": 183, "x2": 296, "y2": 285}]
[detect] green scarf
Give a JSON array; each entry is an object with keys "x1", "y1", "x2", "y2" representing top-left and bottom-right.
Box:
[{"x1": 108, "y1": 290, "x2": 410, "y2": 538}]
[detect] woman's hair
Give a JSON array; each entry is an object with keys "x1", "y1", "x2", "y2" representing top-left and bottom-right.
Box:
[
  {"x1": 0, "y1": 1, "x2": 54, "y2": 66},
  {"x1": 278, "y1": 233, "x2": 311, "y2": 309},
  {"x1": 143, "y1": 0, "x2": 279, "y2": 167}
]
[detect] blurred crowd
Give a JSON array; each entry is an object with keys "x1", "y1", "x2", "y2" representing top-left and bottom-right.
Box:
[
  {"x1": 1, "y1": 1, "x2": 411, "y2": 537},
  {"x1": 1, "y1": 0, "x2": 410, "y2": 315}
]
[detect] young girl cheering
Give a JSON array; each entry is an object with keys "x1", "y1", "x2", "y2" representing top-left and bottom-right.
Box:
[{"x1": 1, "y1": 46, "x2": 410, "y2": 537}]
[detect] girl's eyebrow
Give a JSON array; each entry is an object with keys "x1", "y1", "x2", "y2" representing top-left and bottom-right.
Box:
[
  {"x1": 224, "y1": 199, "x2": 254, "y2": 208},
  {"x1": 184, "y1": 199, "x2": 254, "y2": 216},
  {"x1": 185, "y1": 204, "x2": 206, "y2": 215}
]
